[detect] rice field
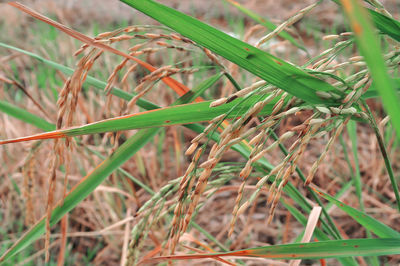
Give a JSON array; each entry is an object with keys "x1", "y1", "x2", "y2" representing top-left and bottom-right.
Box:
[{"x1": 1, "y1": 1, "x2": 400, "y2": 265}]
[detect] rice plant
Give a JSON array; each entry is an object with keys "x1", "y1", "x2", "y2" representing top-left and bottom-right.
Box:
[{"x1": 1, "y1": 0, "x2": 400, "y2": 265}]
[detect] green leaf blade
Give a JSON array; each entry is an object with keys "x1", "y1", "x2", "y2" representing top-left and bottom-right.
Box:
[{"x1": 121, "y1": 0, "x2": 340, "y2": 105}]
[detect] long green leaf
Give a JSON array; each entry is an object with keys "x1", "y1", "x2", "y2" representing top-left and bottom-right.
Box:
[
  {"x1": 0, "y1": 100, "x2": 55, "y2": 132},
  {"x1": 0, "y1": 95, "x2": 279, "y2": 145},
  {"x1": 347, "y1": 121, "x2": 364, "y2": 211},
  {"x1": 145, "y1": 238, "x2": 400, "y2": 262},
  {"x1": 121, "y1": 0, "x2": 341, "y2": 105},
  {"x1": 331, "y1": 0, "x2": 400, "y2": 42},
  {"x1": 367, "y1": 8, "x2": 400, "y2": 42},
  {"x1": 312, "y1": 187, "x2": 400, "y2": 238}
]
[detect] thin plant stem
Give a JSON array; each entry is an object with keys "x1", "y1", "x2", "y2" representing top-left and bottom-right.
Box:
[{"x1": 362, "y1": 99, "x2": 400, "y2": 212}]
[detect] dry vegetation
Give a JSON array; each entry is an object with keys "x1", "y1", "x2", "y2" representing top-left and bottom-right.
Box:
[{"x1": 1, "y1": 0, "x2": 400, "y2": 265}]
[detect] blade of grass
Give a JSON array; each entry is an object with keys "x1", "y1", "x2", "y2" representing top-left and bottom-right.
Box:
[
  {"x1": 362, "y1": 99, "x2": 400, "y2": 212},
  {"x1": 121, "y1": 0, "x2": 342, "y2": 105},
  {"x1": 311, "y1": 186, "x2": 400, "y2": 238},
  {"x1": 331, "y1": 0, "x2": 400, "y2": 42},
  {"x1": 0, "y1": 94, "x2": 279, "y2": 145},
  {"x1": 347, "y1": 121, "x2": 365, "y2": 211},
  {"x1": 143, "y1": 238, "x2": 400, "y2": 262},
  {"x1": 367, "y1": 8, "x2": 400, "y2": 42},
  {"x1": 339, "y1": 0, "x2": 400, "y2": 137},
  {"x1": 0, "y1": 100, "x2": 55, "y2": 132},
  {"x1": 224, "y1": 0, "x2": 307, "y2": 52},
  {"x1": 339, "y1": 0, "x2": 400, "y2": 211}
]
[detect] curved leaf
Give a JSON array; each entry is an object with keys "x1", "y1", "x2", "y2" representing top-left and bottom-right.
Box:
[
  {"x1": 311, "y1": 187, "x2": 400, "y2": 238},
  {"x1": 144, "y1": 238, "x2": 400, "y2": 262},
  {"x1": 331, "y1": 0, "x2": 400, "y2": 42},
  {"x1": 0, "y1": 100, "x2": 55, "y2": 132},
  {"x1": 0, "y1": 95, "x2": 278, "y2": 145},
  {"x1": 121, "y1": 0, "x2": 341, "y2": 105}
]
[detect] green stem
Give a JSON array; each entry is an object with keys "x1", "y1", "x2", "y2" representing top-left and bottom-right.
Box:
[
  {"x1": 362, "y1": 99, "x2": 400, "y2": 212},
  {"x1": 224, "y1": 72, "x2": 242, "y2": 92}
]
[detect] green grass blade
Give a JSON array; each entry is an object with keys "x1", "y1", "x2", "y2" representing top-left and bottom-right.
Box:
[
  {"x1": 147, "y1": 238, "x2": 400, "y2": 261},
  {"x1": 235, "y1": 238, "x2": 400, "y2": 259},
  {"x1": 223, "y1": 0, "x2": 307, "y2": 52},
  {"x1": 331, "y1": 0, "x2": 400, "y2": 42},
  {"x1": 312, "y1": 187, "x2": 400, "y2": 238},
  {"x1": 345, "y1": 122, "x2": 378, "y2": 266},
  {"x1": 367, "y1": 8, "x2": 400, "y2": 42},
  {"x1": 0, "y1": 100, "x2": 55, "y2": 132},
  {"x1": 0, "y1": 95, "x2": 279, "y2": 145},
  {"x1": 339, "y1": 1, "x2": 400, "y2": 138},
  {"x1": 121, "y1": 0, "x2": 341, "y2": 105},
  {"x1": 347, "y1": 121, "x2": 364, "y2": 211},
  {"x1": 362, "y1": 100, "x2": 400, "y2": 212}
]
